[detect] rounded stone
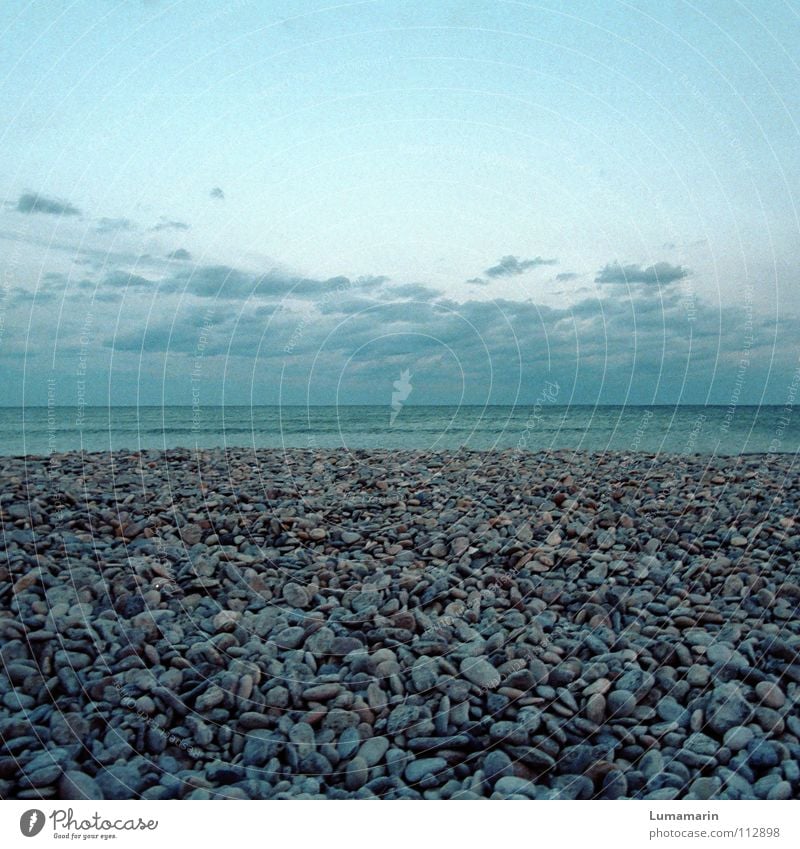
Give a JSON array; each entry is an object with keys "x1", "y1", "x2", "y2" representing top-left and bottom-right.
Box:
[
  {"x1": 460, "y1": 657, "x2": 500, "y2": 690},
  {"x1": 483, "y1": 750, "x2": 514, "y2": 786},
  {"x1": 723, "y1": 726, "x2": 754, "y2": 753},
  {"x1": 607, "y1": 689, "x2": 637, "y2": 718},
  {"x1": 767, "y1": 781, "x2": 792, "y2": 800},
  {"x1": 755, "y1": 681, "x2": 785, "y2": 709},
  {"x1": 405, "y1": 757, "x2": 447, "y2": 784},
  {"x1": 585, "y1": 693, "x2": 605, "y2": 724},
  {"x1": 689, "y1": 776, "x2": 722, "y2": 799},
  {"x1": 58, "y1": 770, "x2": 103, "y2": 800},
  {"x1": 283, "y1": 582, "x2": 310, "y2": 609},
  {"x1": 345, "y1": 756, "x2": 369, "y2": 791}
]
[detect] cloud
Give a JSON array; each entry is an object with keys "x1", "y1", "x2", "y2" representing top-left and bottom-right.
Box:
[
  {"x1": 27, "y1": 246, "x2": 792, "y2": 407},
  {"x1": 466, "y1": 277, "x2": 489, "y2": 286},
  {"x1": 167, "y1": 248, "x2": 192, "y2": 261},
  {"x1": 210, "y1": 187, "x2": 225, "y2": 200},
  {"x1": 96, "y1": 217, "x2": 135, "y2": 233},
  {"x1": 15, "y1": 192, "x2": 80, "y2": 216},
  {"x1": 484, "y1": 255, "x2": 557, "y2": 278},
  {"x1": 555, "y1": 272, "x2": 580, "y2": 282},
  {"x1": 103, "y1": 270, "x2": 158, "y2": 289},
  {"x1": 384, "y1": 283, "x2": 442, "y2": 300},
  {"x1": 151, "y1": 217, "x2": 190, "y2": 232},
  {"x1": 595, "y1": 261, "x2": 689, "y2": 286}
]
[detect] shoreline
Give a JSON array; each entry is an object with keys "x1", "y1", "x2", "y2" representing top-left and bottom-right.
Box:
[
  {"x1": 3, "y1": 445, "x2": 800, "y2": 460},
  {"x1": 1, "y1": 448, "x2": 799, "y2": 800}
]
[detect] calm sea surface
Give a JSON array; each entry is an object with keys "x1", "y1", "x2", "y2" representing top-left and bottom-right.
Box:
[{"x1": 0, "y1": 405, "x2": 798, "y2": 457}]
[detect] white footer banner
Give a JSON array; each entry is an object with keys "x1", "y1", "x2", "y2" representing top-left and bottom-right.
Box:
[{"x1": 2, "y1": 800, "x2": 797, "y2": 848}]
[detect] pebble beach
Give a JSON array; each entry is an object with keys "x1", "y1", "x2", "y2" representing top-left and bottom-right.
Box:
[{"x1": 2, "y1": 447, "x2": 799, "y2": 800}]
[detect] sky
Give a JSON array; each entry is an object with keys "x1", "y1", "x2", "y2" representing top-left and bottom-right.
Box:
[{"x1": 1, "y1": 0, "x2": 799, "y2": 407}]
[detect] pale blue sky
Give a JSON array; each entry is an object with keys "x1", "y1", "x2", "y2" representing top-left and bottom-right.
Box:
[{"x1": 1, "y1": 1, "x2": 799, "y2": 405}]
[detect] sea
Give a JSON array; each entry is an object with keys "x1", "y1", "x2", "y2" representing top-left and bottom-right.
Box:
[{"x1": 0, "y1": 405, "x2": 798, "y2": 457}]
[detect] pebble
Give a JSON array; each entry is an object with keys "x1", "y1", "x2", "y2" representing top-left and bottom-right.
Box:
[
  {"x1": 459, "y1": 657, "x2": 500, "y2": 690},
  {"x1": 283, "y1": 582, "x2": 310, "y2": 609},
  {"x1": 358, "y1": 736, "x2": 389, "y2": 767},
  {"x1": 494, "y1": 776, "x2": 537, "y2": 798},
  {"x1": 767, "y1": 781, "x2": 792, "y2": 800},
  {"x1": 483, "y1": 751, "x2": 514, "y2": 786},
  {"x1": 405, "y1": 757, "x2": 447, "y2": 784},
  {"x1": 686, "y1": 664, "x2": 710, "y2": 687},
  {"x1": 3, "y1": 447, "x2": 798, "y2": 800},
  {"x1": 755, "y1": 681, "x2": 785, "y2": 709},
  {"x1": 345, "y1": 757, "x2": 370, "y2": 790},
  {"x1": 689, "y1": 777, "x2": 722, "y2": 799},
  {"x1": 607, "y1": 690, "x2": 637, "y2": 718},
  {"x1": 59, "y1": 771, "x2": 104, "y2": 800},
  {"x1": 706, "y1": 684, "x2": 751, "y2": 736},
  {"x1": 723, "y1": 726, "x2": 754, "y2": 752}
]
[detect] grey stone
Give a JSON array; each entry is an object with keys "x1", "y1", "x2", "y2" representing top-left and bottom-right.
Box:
[
  {"x1": 494, "y1": 776, "x2": 537, "y2": 798},
  {"x1": 483, "y1": 750, "x2": 514, "y2": 786},
  {"x1": 706, "y1": 683, "x2": 751, "y2": 736},
  {"x1": 242, "y1": 730, "x2": 283, "y2": 767},
  {"x1": 689, "y1": 776, "x2": 722, "y2": 799},
  {"x1": 59, "y1": 770, "x2": 104, "y2": 800},
  {"x1": 282, "y1": 583, "x2": 310, "y2": 609},
  {"x1": 607, "y1": 689, "x2": 637, "y2": 718},
  {"x1": 685, "y1": 732, "x2": 718, "y2": 757},
  {"x1": 767, "y1": 781, "x2": 792, "y2": 800},
  {"x1": 723, "y1": 726, "x2": 754, "y2": 752},
  {"x1": 387, "y1": 704, "x2": 421, "y2": 735},
  {"x1": 585, "y1": 693, "x2": 605, "y2": 724},
  {"x1": 460, "y1": 657, "x2": 500, "y2": 690},
  {"x1": 337, "y1": 727, "x2": 361, "y2": 760},
  {"x1": 405, "y1": 757, "x2": 447, "y2": 784},
  {"x1": 755, "y1": 681, "x2": 785, "y2": 709},
  {"x1": 357, "y1": 735, "x2": 389, "y2": 767},
  {"x1": 288, "y1": 723, "x2": 315, "y2": 759},
  {"x1": 345, "y1": 756, "x2": 369, "y2": 791}
]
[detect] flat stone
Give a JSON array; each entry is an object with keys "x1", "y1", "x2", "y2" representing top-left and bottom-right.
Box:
[
  {"x1": 689, "y1": 776, "x2": 722, "y2": 799},
  {"x1": 411, "y1": 657, "x2": 438, "y2": 693},
  {"x1": 302, "y1": 683, "x2": 342, "y2": 701},
  {"x1": 345, "y1": 756, "x2": 369, "y2": 791},
  {"x1": 283, "y1": 582, "x2": 310, "y2": 609},
  {"x1": 274, "y1": 626, "x2": 306, "y2": 649},
  {"x1": 686, "y1": 664, "x2": 710, "y2": 687},
  {"x1": 58, "y1": 770, "x2": 103, "y2": 800},
  {"x1": 405, "y1": 757, "x2": 447, "y2": 784},
  {"x1": 196, "y1": 686, "x2": 225, "y2": 712},
  {"x1": 357, "y1": 735, "x2": 389, "y2": 767},
  {"x1": 242, "y1": 730, "x2": 283, "y2": 767},
  {"x1": 755, "y1": 681, "x2": 785, "y2": 709},
  {"x1": 483, "y1": 750, "x2": 514, "y2": 786},
  {"x1": 723, "y1": 726, "x2": 754, "y2": 752},
  {"x1": 460, "y1": 657, "x2": 500, "y2": 690},
  {"x1": 494, "y1": 776, "x2": 537, "y2": 798},
  {"x1": 685, "y1": 732, "x2": 718, "y2": 757},
  {"x1": 706, "y1": 683, "x2": 751, "y2": 736},
  {"x1": 767, "y1": 781, "x2": 792, "y2": 800},
  {"x1": 288, "y1": 723, "x2": 315, "y2": 759},
  {"x1": 337, "y1": 727, "x2": 361, "y2": 760},
  {"x1": 607, "y1": 689, "x2": 637, "y2": 718},
  {"x1": 585, "y1": 693, "x2": 605, "y2": 724}
]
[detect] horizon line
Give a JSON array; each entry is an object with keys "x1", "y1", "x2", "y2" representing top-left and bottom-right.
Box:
[{"x1": 1, "y1": 403, "x2": 789, "y2": 410}]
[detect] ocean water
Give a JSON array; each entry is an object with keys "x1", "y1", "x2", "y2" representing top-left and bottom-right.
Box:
[{"x1": 0, "y1": 405, "x2": 798, "y2": 457}]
